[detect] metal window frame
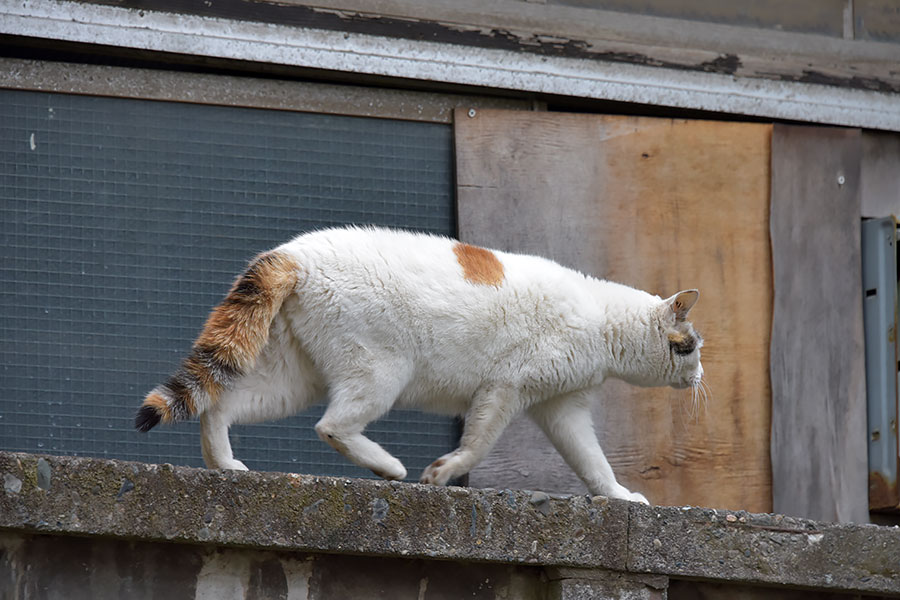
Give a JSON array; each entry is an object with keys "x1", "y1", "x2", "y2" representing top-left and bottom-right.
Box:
[
  {"x1": 862, "y1": 216, "x2": 900, "y2": 512},
  {"x1": 0, "y1": 61, "x2": 484, "y2": 477}
]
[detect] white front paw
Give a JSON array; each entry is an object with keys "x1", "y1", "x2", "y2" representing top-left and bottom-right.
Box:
[
  {"x1": 607, "y1": 484, "x2": 650, "y2": 505},
  {"x1": 220, "y1": 459, "x2": 249, "y2": 471},
  {"x1": 420, "y1": 452, "x2": 459, "y2": 486},
  {"x1": 629, "y1": 491, "x2": 650, "y2": 505}
]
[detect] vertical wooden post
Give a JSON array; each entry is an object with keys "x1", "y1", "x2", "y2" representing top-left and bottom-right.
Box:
[{"x1": 769, "y1": 124, "x2": 868, "y2": 523}]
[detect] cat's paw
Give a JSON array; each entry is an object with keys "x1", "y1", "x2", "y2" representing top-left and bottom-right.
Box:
[
  {"x1": 218, "y1": 459, "x2": 249, "y2": 471},
  {"x1": 605, "y1": 484, "x2": 650, "y2": 505},
  {"x1": 371, "y1": 458, "x2": 407, "y2": 481},
  {"x1": 629, "y1": 491, "x2": 650, "y2": 505},
  {"x1": 419, "y1": 453, "x2": 459, "y2": 486}
]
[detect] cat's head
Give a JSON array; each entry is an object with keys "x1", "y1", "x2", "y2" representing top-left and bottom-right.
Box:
[
  {"x1": 616, "y1": 289, "x2": 704, "y2": 389},
  {"x1": 658, "y1": 289, "x2": 704, "y2": 389}
]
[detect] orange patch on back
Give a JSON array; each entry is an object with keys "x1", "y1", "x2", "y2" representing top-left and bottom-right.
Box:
[{"x1": 453, "y1": 242, "x2": 504, "y2": 287}]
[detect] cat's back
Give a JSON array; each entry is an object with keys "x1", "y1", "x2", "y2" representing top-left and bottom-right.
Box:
[
  {"x1": 281, "y1": 226, "x2": 460, "y2": 286},
  {"x1": 280, "y1": 226, "x2": 579, "y2": 297}
]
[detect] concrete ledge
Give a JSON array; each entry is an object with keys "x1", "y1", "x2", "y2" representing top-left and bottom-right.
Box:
[{"x1": 1, "y1": 452, "x2": 899, "y2": 596}]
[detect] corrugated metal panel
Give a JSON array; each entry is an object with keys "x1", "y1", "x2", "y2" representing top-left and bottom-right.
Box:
[{"x1": 0, "y1": 88, "x2": 458, "y2": 480}]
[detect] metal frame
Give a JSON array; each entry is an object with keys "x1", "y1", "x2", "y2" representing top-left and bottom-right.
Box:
[
  {"x1": 0, "y1": 58, "x2": 529, "y2": 123},
  {"x1": 2, "y1": 0, "x2": 899, "y2": 131},
  {"x1": 862, "y1": 216, "x2": 900, "y2": 511}
]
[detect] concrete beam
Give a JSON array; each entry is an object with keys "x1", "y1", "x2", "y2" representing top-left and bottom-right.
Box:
[
  {"x1": 1, "y1": 452, "x2": 899, "y2": 596},
  {"x1": 3, "y1": 0, "x2": 899, "y2": 131}
]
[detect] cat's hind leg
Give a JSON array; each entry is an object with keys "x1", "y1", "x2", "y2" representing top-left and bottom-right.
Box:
[
  {"x1": 528, "y1": 390, "x2": 649, "y2": 504},
  {"x1": 199, "y1": 320, "x2": 323, "y2": 471},
  {"x1": 315, "y1": 362, "x2": 412, "y2": 480},
  {"x1": 420, "y1": 385, "x2": 520, "y2": 486},
  {"x1": 200, "y1": 409, "x2": 248, "y2": 471}
]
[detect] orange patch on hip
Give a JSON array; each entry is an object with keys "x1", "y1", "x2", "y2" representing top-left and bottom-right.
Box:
[{"x1": 453, "y1": 242, "x2": 504, "y2": 286}]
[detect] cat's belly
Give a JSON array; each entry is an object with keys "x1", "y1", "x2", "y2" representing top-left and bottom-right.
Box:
[{"x1": 393, "y1": 375, "x2": 476, "y2": 417}]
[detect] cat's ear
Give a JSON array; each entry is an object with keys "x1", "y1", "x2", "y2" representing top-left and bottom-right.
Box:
[{"x1": 664, "y1": 289, "x2": 699, "y2": 321}]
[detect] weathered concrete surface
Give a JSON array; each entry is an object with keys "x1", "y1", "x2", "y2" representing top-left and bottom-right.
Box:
[
  {"x1": 1, "y1": 452, "x2": 899, "y2": 597},
  {"x1": 629, "y1": 504, "x2": 900, "y2": 595},
  {"x1": 0, "y1": 533, "x2": 546, "y2": 600},
  {"x1": 546, "y1": 568, "x2": 667, "y2": 600},
  {"x1": 0, "y1": 452, "x2": 626, "y2": 569}
]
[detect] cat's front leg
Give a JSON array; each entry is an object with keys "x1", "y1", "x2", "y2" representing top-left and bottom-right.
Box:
[
  {"x1": 420, "y1": 385, "x2": 519, "y2": 486},
  {"x1": 528, "y1": 390, "x2": 650, "y2": 505}
]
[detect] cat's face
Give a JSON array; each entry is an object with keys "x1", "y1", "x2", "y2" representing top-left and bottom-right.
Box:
[
  {"x1": 615, "y1": 289, "x2": 704, "y2": 389},
  {"x1": 658, "y1": 289, "x2": 704, "y2": 389},
  {"x1": 663, "y1": 318, "x2": 704, "y2": 389}
]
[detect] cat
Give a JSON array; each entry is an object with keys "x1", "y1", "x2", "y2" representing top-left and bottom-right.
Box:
[{"x1": 135, "y1": 226, "x2": 704, "y2": 504}]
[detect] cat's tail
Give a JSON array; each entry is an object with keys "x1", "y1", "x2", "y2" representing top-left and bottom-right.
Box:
[{"x1": 134, "y1": 250, "x2": 300, "y2": 432}]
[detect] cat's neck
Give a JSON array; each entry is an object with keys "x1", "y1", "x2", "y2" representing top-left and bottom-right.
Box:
[{"x1": 583, "y1": 279, "x2": 659, "y2": 386}]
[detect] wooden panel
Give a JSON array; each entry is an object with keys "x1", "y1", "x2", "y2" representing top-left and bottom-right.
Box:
[
  {"x1": 861, "y1": 130, "x2": 900, "y2": 218},
  {"x1": 769, "y1": 124, "x2": 868, "y2": 523},
  {"x1": 856, "y1": 0, "x2": 900, "y2": 43},
  {"x1": 457, "y1": 109, "x2": 773, "y2": 512},
  {"x1": 549, "y1": 0, "x2": 847, "y2": 38}
]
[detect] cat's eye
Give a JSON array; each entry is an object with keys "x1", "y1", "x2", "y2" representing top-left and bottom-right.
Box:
[{"x1": 668, "y1": 331, "x2": 699, "y2": 355}]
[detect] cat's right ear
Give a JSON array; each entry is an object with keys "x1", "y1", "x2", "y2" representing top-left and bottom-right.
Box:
[{"x1": 664, "y1": 289, "x2": 699, "y2": 321}]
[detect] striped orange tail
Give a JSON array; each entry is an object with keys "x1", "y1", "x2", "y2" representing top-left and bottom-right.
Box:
[{"x1": 135, "y1": 250, "x2": 298, "y2": 432}]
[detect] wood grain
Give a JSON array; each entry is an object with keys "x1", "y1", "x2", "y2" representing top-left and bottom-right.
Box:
[
  {"x1": 769, "y1": 124, "x2": 868, "y2": 523},
  {"x1": 861, "y1": 130, "x2": 900, "y2": 218},
  {"x1": 457, "y1": 109, "x2": 773, "y2": 512}
]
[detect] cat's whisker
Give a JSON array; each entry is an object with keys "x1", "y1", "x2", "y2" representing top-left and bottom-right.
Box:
[
  {"x1": 693, "y1": 382, "x2": 700, "y2": 412},
  {"x1": 682, "y1": 383, "x2": 700, "y2": 423},
  {"x1": 697, "y1": 378, "x2": 712, "y2": 417}
]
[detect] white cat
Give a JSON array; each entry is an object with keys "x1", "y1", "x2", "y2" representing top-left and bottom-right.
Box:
[{"x1": 136, "y1": 226, "x2": 704, "y2": 504}]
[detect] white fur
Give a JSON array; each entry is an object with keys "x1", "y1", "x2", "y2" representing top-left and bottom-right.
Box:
[{"x1": 199, "y1": 227, "x2": 703, "y2": 504}]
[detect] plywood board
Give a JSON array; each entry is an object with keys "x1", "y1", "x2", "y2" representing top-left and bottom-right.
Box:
[
  {"x1": 769, "y1": 124, "x2": 868, "y2": 523},
  {"x1": 861, "y1": 130, "x2": 900, "y2": 218},
  {"x1": 456, "y1": 109, "x2": 773, "y2": 512}
]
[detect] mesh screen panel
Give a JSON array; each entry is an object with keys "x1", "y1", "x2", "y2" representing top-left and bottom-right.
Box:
[{"x1": 0, "y1": 88, "x2": 458, "y2": 479}]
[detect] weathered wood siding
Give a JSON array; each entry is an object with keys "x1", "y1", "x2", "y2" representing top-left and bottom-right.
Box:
[
  {"x1": 457, "y1": 109, "x2": 772, "y2": 512},
  {"x1": 769, "y1": 125, "x2": 869, "y2": 523},
  {"x1": 861, "y1": 130, "x2": 900, "y2": 218}
]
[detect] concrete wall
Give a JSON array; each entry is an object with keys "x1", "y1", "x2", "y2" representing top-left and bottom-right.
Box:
[
  {"x1": 1, "y1": 452, "x2": 898, "y2": 599},
  {"x1": 0, "y1": 534, "x2": 546, "y2": 600}
]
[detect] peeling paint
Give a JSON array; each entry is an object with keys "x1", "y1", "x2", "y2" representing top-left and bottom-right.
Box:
[
  {"x1": 281, "y1": 557, "x2": 313, "y2": 600},
  {"x1": 196, "y1": 550, "x2": 250, "y2": 600}
]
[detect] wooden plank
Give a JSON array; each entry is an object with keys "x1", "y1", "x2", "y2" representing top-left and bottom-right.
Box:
[
  {"x1": 549, "y1": 0, "x2": 847, "y2": 38},
  {"x1": 769, "y1": 124, "x2": 868, "y2": 523},
  {"x1": 860, "y1": 130, "x2": 900, "y2": 218},
  {"x1": 456, "y1": 109, "x2": 773, "y2": 512}
]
